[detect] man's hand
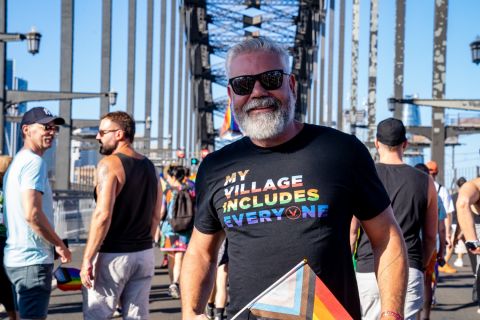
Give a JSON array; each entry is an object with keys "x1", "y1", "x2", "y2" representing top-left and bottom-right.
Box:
[
  {"x1": 80, "y1": 260, "x2": 95, "y2": 289},
  {"x1": 55, "y1": 245, "x2": 72, "y2": 263},
  {"x1": 468, "y1": 247, "x2": 480, "y2": 255}
]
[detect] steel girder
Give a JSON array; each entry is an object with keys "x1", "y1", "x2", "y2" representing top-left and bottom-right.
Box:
[
  {"x1": 184, "y1": 3, "x2": 216, "y2": 149},
  {"x1": 185, "y1": 0, "x2": 323, "y2": 144}
]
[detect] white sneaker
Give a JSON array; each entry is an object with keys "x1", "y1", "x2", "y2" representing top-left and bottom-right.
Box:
[{"x1": 453, "y1": 258, "x2": 464, "y2": 267}]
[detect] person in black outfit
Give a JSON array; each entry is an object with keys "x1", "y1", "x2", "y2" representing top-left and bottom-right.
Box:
[
  {"x1": 180, "y1": 37, "x2": 408, "y2": 320},
  {"x1": 353, "y1": 118, "x2": 438, "y2": 320}
]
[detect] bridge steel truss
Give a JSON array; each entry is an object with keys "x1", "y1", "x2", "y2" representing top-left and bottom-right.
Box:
[{"x1": 183, "y1": 0, "x2": 324, "y2": 150}]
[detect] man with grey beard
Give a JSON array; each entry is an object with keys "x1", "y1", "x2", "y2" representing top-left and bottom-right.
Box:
[{"x1": 181, "y1": 37, "x2": 408, "y2": 320}]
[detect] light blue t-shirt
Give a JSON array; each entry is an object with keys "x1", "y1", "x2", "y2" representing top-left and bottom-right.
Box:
[{"x1": 3, "y1": 149, "x2": 54, "y2": 267}]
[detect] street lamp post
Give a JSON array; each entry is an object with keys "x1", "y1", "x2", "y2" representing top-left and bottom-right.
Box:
[{"x1": 471, "y1": 36, "x2": 480, "y2": 65}]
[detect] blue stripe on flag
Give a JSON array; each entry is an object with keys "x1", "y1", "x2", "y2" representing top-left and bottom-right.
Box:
[{"x1": 252, "y1": 266, "x2": 304, "y2": 315}]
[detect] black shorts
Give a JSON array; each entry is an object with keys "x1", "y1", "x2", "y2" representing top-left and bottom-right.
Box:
[
  {"x1": 0, "y1": 237, "x2": 15, "y2": 312},
  {"x1": 217, "y1": 239, "x2": 229, "y2": 267}
]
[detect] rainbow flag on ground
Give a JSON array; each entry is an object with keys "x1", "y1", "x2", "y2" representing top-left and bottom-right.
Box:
[
  {"x1": 232, "y1": 260, "x2": 352, "y2": 320},
  {"x1": 54, "y1": 267, "x2": 82, "y2": 291},
  {"x1": 219, "y1": 98, "x2": 241, "y2": 139}
]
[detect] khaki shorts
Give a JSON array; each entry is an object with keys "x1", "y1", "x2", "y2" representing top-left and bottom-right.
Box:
[
  {"x1": 356, "y1": 268, "x2": 424, "y2": 320},
  {"x1": 82, "y1": 248, "x2": 154, "y2": 320}
]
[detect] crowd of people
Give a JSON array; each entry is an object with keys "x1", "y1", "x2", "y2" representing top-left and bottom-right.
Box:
[{"x1": 1, "y1": 36, "x2": 480, "y2": 320}]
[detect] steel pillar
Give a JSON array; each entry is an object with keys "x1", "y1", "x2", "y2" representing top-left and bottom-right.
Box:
[
  {"x1": 350, "y1": 0, "x2": 360, "y2": 135},
  {"x1": 100, "y1": 0, "x2": 112, "y2": 116},
  {"x1": 168, "y1": 0, "x2": 177, "y2": 151},
  {"x1": 393, "y1": 0, "x2": 405, "y2": 120},
  {"x1": 56, "y1": 0, "x2": 74, "y2": 190},
  {"x1": 144, "y1": 0, "x2": 153, "y2": 151},
  {"x1": 336, "y1": 0, "x2": 345, "y2": 131},
  {"x1": 126, "y1": 0, "x2": 136, "y2": 115},
  {"x1": 158, "y1": 0, "x2": 167, "y2": 149},
  {"x1": 326, "y1": 0, "x2": 335, "y2": 126},
  {"x1": 0, "y1": 0, "x2": 6, "y2": 153},
  {"x1": 176, "y1": 4, "x2": 185, "y2": 149},
  {"x1": 431, "y1": 0, "x2": 449, "y2": 185},
  {"x1": 366, "y1": 0, "x2": 378, "y2": 146}
]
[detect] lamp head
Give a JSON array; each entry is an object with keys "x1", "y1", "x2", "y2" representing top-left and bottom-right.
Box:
[
  {"x1": 25, "y1": 27, "x2": 41, "y2": 55},
  {"x1": 108, "y1": 91, "x2": 117, "y2": 106},
  {"x1": 471, "y1": 36, "x2": 480, "y2": 65}
]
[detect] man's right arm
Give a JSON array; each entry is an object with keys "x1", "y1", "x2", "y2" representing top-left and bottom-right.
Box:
[
  {"x1": 22, "y1": 190, "x2": 71, "y2": 263},
  {"x1": 457, "y1": 178, "x2": 480, "y2": 254},
  {"x1": 422, "y1": 176, "x2": 439, "y2": 267},
  {"x1": 180, "y1": 228, "x2": 225, "y2": 319}
]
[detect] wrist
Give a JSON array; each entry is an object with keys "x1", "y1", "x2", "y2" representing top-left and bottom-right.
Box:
[{"x1": 380, "y1": 310, "x2": 404, "y2": 320}]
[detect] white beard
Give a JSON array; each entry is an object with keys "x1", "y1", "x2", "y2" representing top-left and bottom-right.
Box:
[{"x1": 234, "y1": 95, "x2": 295, "y2": 140}]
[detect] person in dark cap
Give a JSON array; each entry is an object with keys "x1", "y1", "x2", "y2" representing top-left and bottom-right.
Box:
[
  {"x1": 352, "y1": 118, "x2": 438, "y2": 320},
  {"x1": 3, "y1": 107, "x2": 71, "y2": 320}
]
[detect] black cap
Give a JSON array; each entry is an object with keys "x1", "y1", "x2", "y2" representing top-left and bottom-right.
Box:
[
  {"x1": 21, "y1": 107, "x2": 65, "y2": 127},
  {"x1": 376, "y1": 118, "x2": 407, "y2": 146}
]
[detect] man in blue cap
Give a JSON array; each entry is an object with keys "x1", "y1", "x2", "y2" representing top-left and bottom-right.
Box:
[{"x1": 3, "y1": 107, "x2": 72, "y2": 320}]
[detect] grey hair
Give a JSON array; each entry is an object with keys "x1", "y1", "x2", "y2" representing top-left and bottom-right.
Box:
[{"x1": 225, "y1": 37, "x2": 291, "y2": 78}]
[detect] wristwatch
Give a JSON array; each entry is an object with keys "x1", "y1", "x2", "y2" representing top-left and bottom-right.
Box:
[{"x1": 465, "y1": 240, "x2": 480, "y2": 250}]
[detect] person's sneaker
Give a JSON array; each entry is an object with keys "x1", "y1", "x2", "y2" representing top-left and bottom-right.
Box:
[
  {"x1": 169, "y1": 283, "x2": 180, "y2": 299},
  {"x1": 453, "y1": 258, "x2": 464, "y2": 267},
  {"x1": 112, "y1": 307, "x2": 122, "y2": 318},
  {"x1": 205, "y1": 304, "x2": 215, "y2": 320},
  {"x1": 438, "y1": 263, "x2": 457, "y2": 274},
  {"x1": 477, "y1": 308, "x2": 480, "y2": 314}
]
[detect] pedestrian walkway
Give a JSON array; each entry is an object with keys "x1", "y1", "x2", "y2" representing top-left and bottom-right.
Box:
[
  {"x1": 431, "y1": 257, "x2": 479, "y2": 320},
  {"x1": 0, "y1": 246, "x2": 478, "y2": 319},
  {"x1": 1, "y1": 244, "x2": 182, "y2": 320}
]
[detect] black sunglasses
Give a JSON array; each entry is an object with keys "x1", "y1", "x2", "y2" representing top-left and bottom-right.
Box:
[
  {"x1": 39, "y1": 124, "x2": 60, "y2": 132},
  {"x1": 98, "y1": 129, "x2": 122, "y2": 137},
  {"x1": 228, "y1": 69, "x2": 289, "y2": 96}
]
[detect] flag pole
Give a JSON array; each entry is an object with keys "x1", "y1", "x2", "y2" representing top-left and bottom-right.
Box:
[{"x1": 231, "y1": 259, "x2": 307, "y2": 320}]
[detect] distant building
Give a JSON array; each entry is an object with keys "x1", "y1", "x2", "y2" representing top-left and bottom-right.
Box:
[{"x1": 4, "y1": 60, "x2": 27, "y2": 156}]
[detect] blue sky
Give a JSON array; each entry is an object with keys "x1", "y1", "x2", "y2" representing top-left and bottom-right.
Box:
[{"x1": 7, "y1": 0, "x2": 480, "y2": 184}]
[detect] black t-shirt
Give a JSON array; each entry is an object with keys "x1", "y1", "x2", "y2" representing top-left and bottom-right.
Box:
[
  {"x1": 356, "y1": 164, "x2": 429, "y2": 272},
  {"x1": 195, "y1": 124, "x2": 390, "y2": 319}
]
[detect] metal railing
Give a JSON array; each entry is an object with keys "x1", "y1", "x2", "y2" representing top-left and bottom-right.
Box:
[{"x1": 53, "y1": 190, "x2": 94, "y2": 243}]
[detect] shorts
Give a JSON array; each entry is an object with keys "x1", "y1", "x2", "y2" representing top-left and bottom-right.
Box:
[
  {"x1": 82, "y1": 248, "x2": 154, "y2": 320},
  {"x1": 217, "y1": 239, "x2": 229, "y2": 267},
  {"x1": 5, "y1": 263, "x2": 53, "y2": 319},
  {"x1": 356, "y1": 268, "x2": 424, "y2": 320},
  {"x1": 0, "y1": 238, "x2": 14, "y2": 312}
]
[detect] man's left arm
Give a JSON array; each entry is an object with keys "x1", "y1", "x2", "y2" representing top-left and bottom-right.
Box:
[
  {"x1": 151, "y1": 176, "x2": 163, "y2": 238},
  {"x1": 80, "y1": 159, "x2": 118, "y2": 288},
  {"x1": 361, "y1": 206, "x2": 408, "y2": 318}
]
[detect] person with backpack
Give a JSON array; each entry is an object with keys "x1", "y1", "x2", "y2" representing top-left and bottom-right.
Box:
[{"x1": 160, "y1": 165, "x2": 195, "y2": 299}]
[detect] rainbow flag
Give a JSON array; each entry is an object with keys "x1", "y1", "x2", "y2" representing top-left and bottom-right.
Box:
[
  {"x1": 232, "y1": 260, "x2": 352, "y2": 320},
  {"x1": 219, "y1": 97, "x2": 241, "y2": 139},
  {"x1": 55, "y1": 267, "x2": 82, "y2": 291}
]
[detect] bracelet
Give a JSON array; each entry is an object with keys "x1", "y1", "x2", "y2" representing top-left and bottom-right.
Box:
[{"x1": 380, "y1": 310, "x2": 404, "y2": 320}]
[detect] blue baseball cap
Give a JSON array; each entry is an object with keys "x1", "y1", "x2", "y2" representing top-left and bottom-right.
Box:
[{"x1": 21, "y1": 107, "x2": 65, "y2": 127}]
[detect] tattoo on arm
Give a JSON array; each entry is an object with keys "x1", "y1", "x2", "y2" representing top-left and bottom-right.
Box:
[{"x1": 97, "y1": 162, "x2": 109, "y2": 193}]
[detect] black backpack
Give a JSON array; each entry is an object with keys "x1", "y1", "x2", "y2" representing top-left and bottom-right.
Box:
[{"x1": 169, "y1": 187, "x2": 195, "y2": 233}]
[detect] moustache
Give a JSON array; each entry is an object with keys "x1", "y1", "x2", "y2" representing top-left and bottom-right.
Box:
[{"x1": 243, "y1": 97, "x2": 281, "y2": 113}]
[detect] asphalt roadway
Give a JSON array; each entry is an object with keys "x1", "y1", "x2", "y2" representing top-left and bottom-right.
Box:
[{"x1": 0, "y1": 244, "x2": 479, "y2": 319}]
